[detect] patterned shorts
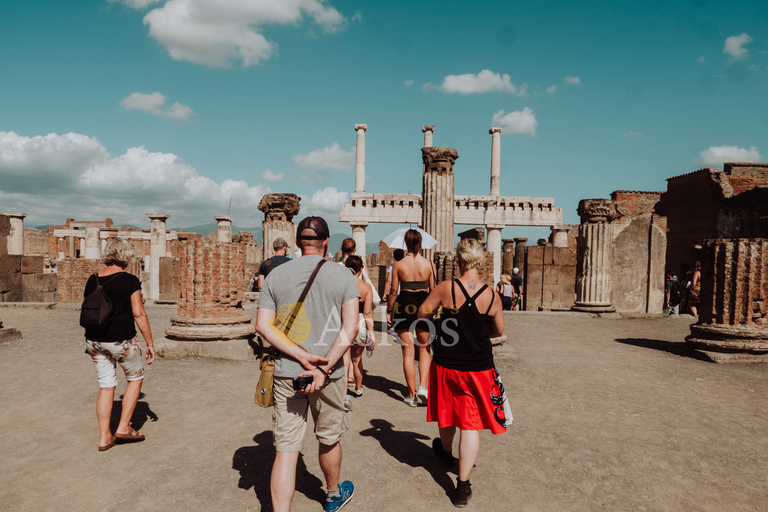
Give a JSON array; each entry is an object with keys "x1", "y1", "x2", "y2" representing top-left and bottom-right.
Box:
[{"x1": 85, "y1": 336, "x2": 145, "y2": 388}]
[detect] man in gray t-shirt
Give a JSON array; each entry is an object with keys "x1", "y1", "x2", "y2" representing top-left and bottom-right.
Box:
[{"x1": 255, "y1": 216, "x2": 360, "y2": 512}]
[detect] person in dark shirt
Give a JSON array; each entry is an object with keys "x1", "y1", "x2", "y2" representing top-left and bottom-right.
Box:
[
  {"x1": 257, "y1": 238, "x2": 291, "y2": 290},
  {"x1": 417, "y1": 238, "x2": 509, "y2": 507},
  {"x1": 83, "y1": 238, "x2": 155, "y2": 451},
  {"x1": 509, "y1": 267, "x2": 523, "y2": 310}
]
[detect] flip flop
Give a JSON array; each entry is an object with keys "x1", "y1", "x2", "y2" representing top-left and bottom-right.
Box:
[
  {"x1": 114, "y1": 429, "x2": 145, "y2": 442},
  {"x1": 98, "y1": 437, "x2": 117, "y2": 452}
]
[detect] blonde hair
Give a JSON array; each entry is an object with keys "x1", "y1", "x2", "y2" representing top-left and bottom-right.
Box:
[
  {"x1": 103, "y1": 238, "x2": 135, "y2": 268},
  {"x1": 456, "y1": 238, "x2": 484, "y2": 269}
]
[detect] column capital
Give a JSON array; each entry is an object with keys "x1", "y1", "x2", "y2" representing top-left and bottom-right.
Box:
[
  {"x1": 422, "y1": 147, "x2": 459, "y2": 172},
  {"x1": 577, "y1": 199, "x2": 622, "y2": 224},
  {"x1": 258, "y1": 193, "x2": 302, "y2": 222},
  {"x1": 214, "y1": 215, "x2": 232, "y2": 222},
  {"x1": 489, "y1": 127, "x2": 503, "y2": 135},
  {"x1": 513, "y1": 237, "x2": 528, "y2": 244},
  {"x1": 354, "y1": 124, "x2": 367, "y2": 131},
  {"x1": 1, "y1": 212, "x2": 26, "y2": 219},
  {"x1": 422, "y1": 125, "x2": 435, "y2": 133},
  {"x1": 146, "y1": 213, "x2": 171, "y2": 222},
  {"x1": 485, "y1": 224, "x2": 505, "y2": 231},
  {"x1": 349, "y1": 222, "x2": 369, "y2": 228}
]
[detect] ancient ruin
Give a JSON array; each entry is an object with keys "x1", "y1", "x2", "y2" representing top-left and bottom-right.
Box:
[{"x1": 258, "y1": 193, "x2": 300, "y2": 259}]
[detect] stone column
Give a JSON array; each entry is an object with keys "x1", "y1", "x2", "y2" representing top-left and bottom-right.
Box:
[
  {"x1": 79, "y1": 238, "x2": 86, "y2": 258},
  {"x1": 166, "y1": 239, "x2": 252, "y2": 341},
  {"x1": 100, "y1": 237, "x2": 107, "y2": 254},
  {"x1": 57, "y1": 237, "x2": 65, "y2": 261},
  {"x1": 572, "y1": 199, "x2": 619, "y2": 313},
  {"x1": 84, "y1": 227, "x2": 101, "y2": 259},
  {"x1": 502, "y1": 239, "x2": 515, "y2": 274},
  {"x1": 422, "y1": 125, "x2": 435, "y2": 148},
  {"x1": 422, "y1": 147, "x2": 458, "y2": 261},
  {"x1": 2, "y1": 212, "x2": 26, "y2": 255},
  {"x1": 489, "y1": 127, "x2": 503, "y2": 197},
  {"x1": 69, "y1": 236, "x2": 75, "y2": 259},
  {"x1": 214, "y1": 215, "x2": 232, "y2": 243},
  {"x1": 258, "y1": 193, "x2": 301, "y2": 259},
  {"x1": 686, "y1": 239, "x2": 768, "y2": 362},
  {"x1": 551, "y1": 226, "x2": 569, "y2": 248},
  {"x1": 147, "y1": 214, "x2": 170, "y2": 302},
  {"x1": 514, "y1": 238, "x2": 528, "y2": 274},
  {"x1": 486, "y1": 226, "x2": 503, "y2": 285},
  {"x1": 351, "y1": 222, "x2": 367, "y2": 259},
  {"x1": 354, "y1": 124, "x2": 367, "y2": 194}
]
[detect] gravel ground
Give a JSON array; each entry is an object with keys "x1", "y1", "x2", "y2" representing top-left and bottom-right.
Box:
[{"x1": 0, "y1": 304, "x2": 766, "y2": 512}]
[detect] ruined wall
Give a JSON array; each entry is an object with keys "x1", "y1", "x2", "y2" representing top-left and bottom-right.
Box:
[
  {"x1": 56, "y1": 258, "x2": 141, "y2": 303},
  {"x1": 434, "y1": 251, "x2": 494, "y2": 287},
  {"x1": 523, "y1": 245, "x2": 576, "y2": 311},
  {"x1": 0, "y1": 217, "x2": 56, "y2": 302},
  {"x1": 716, "y1": 187, "x2": 768, "y2": 239},
  {"x1": 23, "y1": 228, "x2": 49, "y2": 257}
]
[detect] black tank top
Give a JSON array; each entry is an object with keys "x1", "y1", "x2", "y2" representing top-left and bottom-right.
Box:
[{"x1": 432, "y1": 280, "x2": 495, "y2": 371}]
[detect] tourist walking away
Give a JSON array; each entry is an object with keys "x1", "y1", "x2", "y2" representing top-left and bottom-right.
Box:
[
  {"x1": 496, "y1": 273, "x2": 514, "y2": 311},
  {"x1": 664, "y1": 270, "x2": 681, "y2": 316},
  {"x1": 255, "y1": 216, "x2": 360, "y2": 512},
  {"x1": 688, "y1": 260, "x2": 702, "y2": 317},
  {"x1": 257, "y1": 238, "x2": 292, "y2": 290},
  {"x1": 509, "y1": 267, "x2": 523, "y2": 310},
  {"x1": 417, "y1": 238, "x2": 511, "y2": 508},
  {"x1": 386, "y1": 229, "x2": 436, "y2": 407},
  {"x1": 344, "y1": 256, "x2": 375, "y2": 397},
  {"x1": 82, "y1": 238, "x2": 156, "y2": 452}
]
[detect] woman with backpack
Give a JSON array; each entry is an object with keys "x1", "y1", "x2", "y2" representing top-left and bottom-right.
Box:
[{"x1": 82, "y1": 238, "x2": 155, "y2": 451}]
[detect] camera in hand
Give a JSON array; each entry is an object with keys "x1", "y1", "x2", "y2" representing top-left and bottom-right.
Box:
[{"x1": 292, "y1": 375, "x2": 314, "y2": 391}]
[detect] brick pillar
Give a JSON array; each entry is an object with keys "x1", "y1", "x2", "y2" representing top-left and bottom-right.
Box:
[
  {"x1": 686, "y1": 239, "x2": 768, "y2": 362},
  {"x1": 258, "y1": 193, "x2": 301, "y2": 259},
  {"x1": 422, "y1": 147, "x2": 458, "y2": 262},
  {"x1": 572, "y1": 199, "x2": 621, "y2": 313},
  {"x1": 166, "y1": 239, "x2": 253, "y2": 341}
]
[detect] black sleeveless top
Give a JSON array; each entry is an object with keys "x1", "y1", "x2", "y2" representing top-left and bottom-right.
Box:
[{"x1": 432, "y1": 280, "x2": 495, "y2": 372}]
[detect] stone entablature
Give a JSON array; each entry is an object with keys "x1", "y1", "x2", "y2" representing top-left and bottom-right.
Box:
[{"x1": 340, "y1": 193, "x2": 562, "y2": 227}]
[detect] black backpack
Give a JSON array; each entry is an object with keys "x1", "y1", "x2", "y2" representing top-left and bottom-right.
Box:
[
  {"x1": 79, "y1": 274, "x2": 116, "y2": 329},
  {"x1": 669, "y1": 281, "x2": 682, "y2": 306}
]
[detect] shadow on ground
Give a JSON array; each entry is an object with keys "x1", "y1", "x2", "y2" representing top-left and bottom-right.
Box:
[
  {"x1": 359, "y1": 419, "x2": 455, "y2": 496},
  {"x1": 360, "y1": 372, "x2": 409, "y2": 403},
  {"x1": 109, "y1": 393, "x2": 159, "y2": 432},
  {"x1": 233, "y1": 431, "x2": 325, "y2": 512},
  {"x1": 615, "y1": 338, "x2": 710, "y2": 361}
]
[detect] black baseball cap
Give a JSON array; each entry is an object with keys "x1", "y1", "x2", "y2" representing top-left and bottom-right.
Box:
[{"x1": 296, "y1": 216, "x2": 329, "y2": 240}]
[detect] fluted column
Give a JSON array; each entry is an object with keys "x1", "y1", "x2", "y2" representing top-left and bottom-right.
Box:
[
  {"x1": 422, "y1": 125, "x2": 435, "y2": 148},
  {"x1": 354, "y1": 124, "x2": 367, "y2": 194},
  {"x1": 214, "y1": 215, "x2": 232, "y2": 243},
  {"x1": 84, "y1": 227, "x2": 101, "y2": 259},
  {"x1": 351, "y1": 222, "x2": 367, "y2": 259},
  {"x1": 258, "y1": 193, "x2": 301, "y2": 259},
  {"x1": 421, "y1": 147, "x2": 458, "y2": 261},
  {"x1": 514, "y1": 238, "x2": 527, "y2": 274},
  {"x1": 147, "y1": 213, "x2": 170, "y2": 302},
  {"x1": 489, "y1": 127, "x2": 503, "y2": 197},
  {"x1": 572, "y1": 199, "x2": 619, "y2": 312},
  {"x1": 686, "y1": 239, "x2": 768, "y2": 361},
  {"x1": 486, "y1": 226, "x2": 503, "y2": 285},
  {"x1": 2, "y1": 212, "x2": 26, "y2": 255}
]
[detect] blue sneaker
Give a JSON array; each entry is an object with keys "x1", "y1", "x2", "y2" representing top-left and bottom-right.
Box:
[{"x1": 324, "y1": 481, "x2": 354, "y2": 512}]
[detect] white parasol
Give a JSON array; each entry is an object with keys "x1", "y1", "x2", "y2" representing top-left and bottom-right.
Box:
[{"x1": 381, "y1": 226, "x2": 438, "y2": 250}]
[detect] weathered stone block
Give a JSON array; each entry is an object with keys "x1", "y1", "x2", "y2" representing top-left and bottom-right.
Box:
[{"x1": 22, "y1": 273, "x2": 57, "y2": 292}]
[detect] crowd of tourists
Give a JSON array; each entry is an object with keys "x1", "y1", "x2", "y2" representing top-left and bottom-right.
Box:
[{"x1": 80, "y1": 220, "x2": 512, "y2": 511}]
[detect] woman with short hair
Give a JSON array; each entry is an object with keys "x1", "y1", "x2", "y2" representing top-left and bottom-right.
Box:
[
  {"x1": 386, "y1": 229, "x2": 435, "y2": 407},
  {"x1": 417, "y1": 238, "x2": 509, "y2": 507},
  {"x1": 83, "y1": 238, "x2": 155, "y2": 451}
]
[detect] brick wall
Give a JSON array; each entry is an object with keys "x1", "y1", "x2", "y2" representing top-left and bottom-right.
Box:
[
  {"x1": 56, "y1": 259, "x2": 141, "y2": 303},
  {"x1": 434, "y1": 251, "x2": 494, "y2": 287},
  {"x1": 176, "y1": 239, "x2": 248, "y2": 319}
]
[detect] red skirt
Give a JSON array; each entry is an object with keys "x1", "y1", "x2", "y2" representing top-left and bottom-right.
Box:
[{"x1": 427, "y1": 362, "x2": 507, "y2": 435}]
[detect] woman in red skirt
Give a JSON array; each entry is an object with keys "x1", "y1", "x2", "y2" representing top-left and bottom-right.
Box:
[{"x1": 416, "y1": 238, "x2": 510, "y2": 508}]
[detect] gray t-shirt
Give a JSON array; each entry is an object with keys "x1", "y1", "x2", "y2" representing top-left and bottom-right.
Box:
[{"x1": 259, "y1": 255, "x2": 360, "y2": 379}]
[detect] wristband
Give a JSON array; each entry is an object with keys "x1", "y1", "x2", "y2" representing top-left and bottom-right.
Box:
[{"x1": 315, "y1": 366, "x2": 330, "y2": 381}]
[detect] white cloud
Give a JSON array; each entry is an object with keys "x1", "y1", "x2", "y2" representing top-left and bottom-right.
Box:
[
  {"x1": 303, "y1": 186, "x2": 349, "y2": 213},
  {"x1": 700, "y1": 145, "x2": 763, "y2": 167},
  {"x1": 292, "y1": 142, "x2": 354, "y2": 171},
  {"x1": 491, "y1": 108, "x2": 538, "y2": 137},
  {"x1": 0, "y1": 131, "x2": 270, "y2": 226},
  {"x1": 142, "y1": 0, "x2": 347, "y2": 68},
  {"x1": 545, "y1": 84, "x2": 557, "y2": 95},
  {"x1": 120, "y1": 92, "x2": 195, "y2": 122},
  {"x1": 723, "y1": 33, "x2": 753, "y2": 61},
  {"x1": 564, "y1": 76, "x2": 580, "y2": 85},
  {"x1": 623, "y1": 131, "x2": 643, "y2": 137},
  {"x1": 108, "y1": 0, "x2": 162, "y2": 8},
  {"x1": 261, "y1": 169, "x2": 284, "y2": 182},
  {"x1": 426, "y1": 70, "x2": 527, "y2": 96},
  {"x1": 404, "y1": 80, "x2": 414, "y2": 87}
]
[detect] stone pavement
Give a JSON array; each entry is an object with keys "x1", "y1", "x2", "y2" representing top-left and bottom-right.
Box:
[{"x1": 0, "y1": 304, "x2": 766, "y2": 511}]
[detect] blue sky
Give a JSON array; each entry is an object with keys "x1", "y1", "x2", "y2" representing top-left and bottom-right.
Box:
[{"x1": 1, "y1": 0, "x2": 766, "y2": 246}]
